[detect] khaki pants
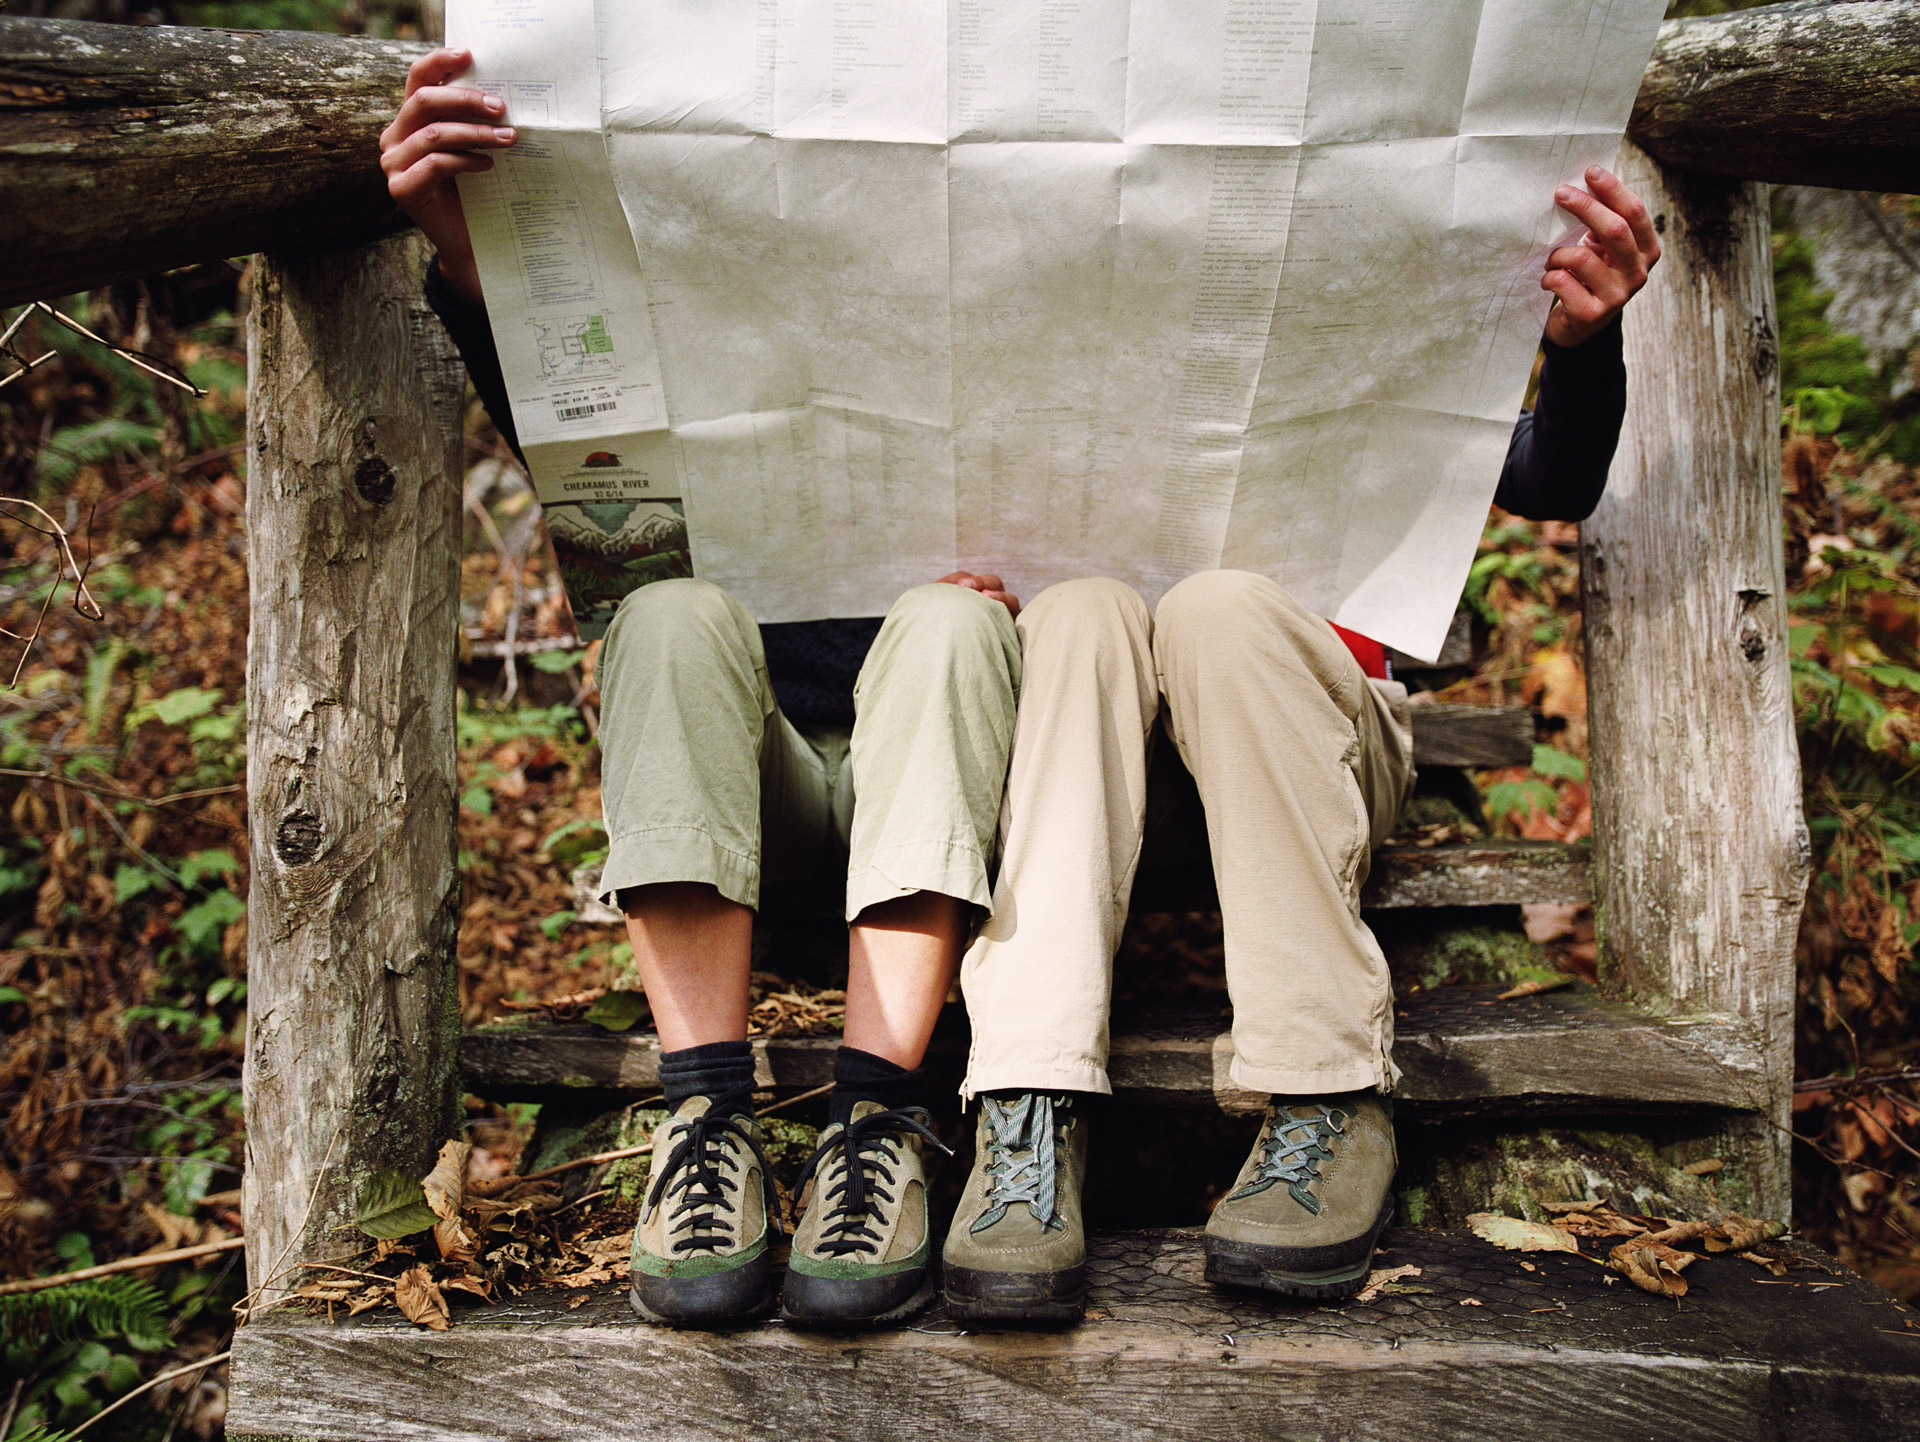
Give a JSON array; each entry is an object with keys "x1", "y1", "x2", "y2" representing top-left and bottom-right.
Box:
[
  {"x1": 593, "y1": 579, "x2": 1021, "y2": 921},
  {"x1": 960, "y1": 571, "x2": 1416, "y2": 1099}
]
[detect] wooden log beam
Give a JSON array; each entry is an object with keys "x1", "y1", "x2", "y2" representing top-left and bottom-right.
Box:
[
  {"x1": 1579, "y1": 145, "x2": 1810, "y2": 1221},
  {"x1": 459, "y1": 984, "x2": 1770, "y2": 1116},
  {"x1": 242, "y1": 233, "x2": 466, "y2": 1304},
  {"x1": 1629, "y1": 0, "x2": 1920, "y2": 194},
  {"x1": 0, "y1": 18, "x2": 423, "y2": 307},
  {"x1": 3, "y1": 2, "x2": 1919, "y2": 306},
  {"x1": 227, "y1": 1231, "x2": 1920, "y2": 1442}
]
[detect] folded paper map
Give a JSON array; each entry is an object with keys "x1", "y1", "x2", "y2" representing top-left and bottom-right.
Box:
[{"x1": 449, "y1": 0, "x2": 1665, "y2": 658}]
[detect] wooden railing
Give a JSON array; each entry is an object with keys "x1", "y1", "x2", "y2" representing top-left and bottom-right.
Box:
[{"x1": 4, "y1": 0, "x2": 1894, "y2": 1301}]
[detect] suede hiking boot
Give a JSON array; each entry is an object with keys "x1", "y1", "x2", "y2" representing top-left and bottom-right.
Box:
[
  {"x1": 629, "y1": 1089, "x2": 779, "y2": 1325},
  {"x1": 1203, "y1": 1090, "x2": 1396, "y2": 1300},
  {"x1": 942, "y1": 1093, "x2": 1088, "y2": 1324},
  {"x1": 781, "y1": 1101, "x2": 951, "y2": 1327}
]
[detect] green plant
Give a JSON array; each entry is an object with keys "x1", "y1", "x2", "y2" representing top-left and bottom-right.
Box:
[{"x1": 0, "y1": 1275, "x2": 168, "y2": 1441}]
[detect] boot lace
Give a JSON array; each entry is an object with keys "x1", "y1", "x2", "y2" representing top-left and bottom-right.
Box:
[
  {"x1": 1230, "y1": 1101, "x2": 1354, "y2": 1215},
  {"x1": 970, "y1": 1093, "x2": 1069, "y2": 1234},
  {"x1": 794, "y1": 1107, "x2": 950, "y2": 1259},
  {"x1": 645, "y1": 1086, "x2": 779, "y2": 1256}
]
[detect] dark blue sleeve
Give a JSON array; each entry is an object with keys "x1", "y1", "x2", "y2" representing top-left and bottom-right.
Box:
[
  {"x1": 1493, "y1": 316, "x2": 1627, "y2": 523},
  {"x1": 423, "y1": 254, "x2": 525, "y2": 467}
]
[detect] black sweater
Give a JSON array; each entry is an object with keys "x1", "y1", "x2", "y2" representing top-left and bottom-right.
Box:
[{"x1": 426, "y1": 261, "x2": 1625, "y2": 725}]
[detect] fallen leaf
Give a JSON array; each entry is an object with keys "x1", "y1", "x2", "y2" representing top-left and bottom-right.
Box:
[
  {"x1": 1607, "y1": 1240, "x2": 1695, "y2": 1298},
  {"x1": 436, "y1": 1214, "x2": 479, "y2": 1265},
  {"x1": 1741, "y1": 1250, "x2": 1790, "y2": 1277},
  {"x1": 1355, "y1": 1264, "x2": 1422, "y2": 1302},
  {"x1": 1683, "y1": 1158, "x2": 1725, "y2": 1176},
  {"x1": 441, "y1": 1273, "x2": 493, "y2": 1301},
  {"x1": 354, "y1": 1171, "x2": 439, "y2": 1240},
  {"x1": 346, "y1": 1285, "x2": 391, "y2": 1317},
  {"x1": 422, "y1": 1139, "x2": 472, "y2": 1222},
  {"x1": 1468, "y1": 1213, "x2": 1580, "y2": 1254},
  {"x1": 1458, "y1": 1297, "x2": 1483, "y2": 1306},
  {"x1": 1706, "y1": 1216, "x2": 1787, "y2": 1253},
  {"x1": 584, "y1": 990, "x2": 650, "y2": 1032},
  {"x1": 1497, "y1": 974, "x2": 1576, "y2": 1001},
  {"x1": 394, "y1": 1264, "x2": 451, "y2": 1331}
]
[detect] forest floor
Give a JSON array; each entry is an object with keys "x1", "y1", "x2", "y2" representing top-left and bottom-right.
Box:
[{"x1": 3, "y1": 205, "x2": 1920, "y2": 1437}]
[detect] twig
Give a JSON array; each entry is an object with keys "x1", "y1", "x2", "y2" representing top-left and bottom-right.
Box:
[
  {"x1": 0, "y1": 494, "x2": 104, "y2": 685},
  {"x1": 519, "y1": 1143, "x2": 652, "y2": 1183},
  {"x1": 66, "y1": 1350, "x2": 232, "y2": 1439},
  {"x1": 28, "y1": 301, "x2": 205, "y2": 397},
  {"x1": 0, "y1": 1377, "x2": 21, "y2": 1440},
  {"x1": 0, "y1": 1237, "x2": 246, "y2": 1298},
  {"x1": 1796, "y1": 1068, "x2": 1920, "y2": 1093},
  {"x1": 517, "y1": 1082, "x2": 835, "y2": 1182},
  {"x1": 82, "y1": 789, "x2": 187, "y2": 889},
  {"x1": 0, "y1": 768, "x2": 244, "y2": 811},
  {"x1": 235, "y1": 1124, "x2": 342, "y2": 1323}
]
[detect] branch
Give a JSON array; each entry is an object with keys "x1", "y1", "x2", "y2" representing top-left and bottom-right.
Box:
[{"x1": 0, "y1": 1236, "x2": 245, "y2": 1298}]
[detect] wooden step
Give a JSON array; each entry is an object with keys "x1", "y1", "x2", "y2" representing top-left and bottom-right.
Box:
[
  {"x1": 226, "y1": 1228, "x2": 1920, "y2": 1442},
  {"x1": 461, "y1": 982, "x2": 1763, "y2": 1116},
  {"x1": 576, "y1": 837, "x2": 1591, "y2": 925}
]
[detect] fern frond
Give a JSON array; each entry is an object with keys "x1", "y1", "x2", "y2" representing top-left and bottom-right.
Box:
[{"x1": 0, "y1": 1275, "x2": 169, "y2": 1351}]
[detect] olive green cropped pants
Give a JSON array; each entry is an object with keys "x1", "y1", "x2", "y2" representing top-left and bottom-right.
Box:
[{"x1": 592, "y1": 578, "x2": 1021, "y2": 922}]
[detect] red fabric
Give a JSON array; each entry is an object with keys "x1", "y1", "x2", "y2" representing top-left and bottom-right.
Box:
[{"x1": 1329, "y1": 622, "x2": 1388, "y2": 680}]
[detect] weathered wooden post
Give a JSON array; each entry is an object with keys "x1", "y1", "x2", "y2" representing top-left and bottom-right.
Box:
[
  {"x1": 241, "y1": 234, "x2": 467, "y2": 1301},
  {"x1": 1581, "y1": 142, "x2": 1811, "y2": 1219}
]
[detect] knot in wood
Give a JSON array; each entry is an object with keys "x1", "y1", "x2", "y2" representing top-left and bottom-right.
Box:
[
  {"x1": 274, "y1": 809, "x2": 323, "y2": 865},
  {"x1": 353, "y1": 456, "x2": 396, "y2": 506}
]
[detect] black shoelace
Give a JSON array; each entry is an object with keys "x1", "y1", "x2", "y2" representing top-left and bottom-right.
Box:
[
  {"x1": 646, "y1": 1085, "x2": 780, "y2": 1256},
  {"x1": 794, "y1": 1107, "x2": 950, "y2": 1259}
]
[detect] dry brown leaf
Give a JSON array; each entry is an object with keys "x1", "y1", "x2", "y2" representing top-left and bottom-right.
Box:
[
  {"x1": 394, "y1": 1264, "x2": 451, "y2": 1331},
  {"x1": 436, "y1": 1213, "x2": 479, "y2": 1265},
  {"x1": 1706, "y1": 1216, "x2": 1787, "y2": 1253},
  {"x1": 347, "y1": 1285, "x2": 392, "y2": 1317},
  {"x1": 1683, "y1": 1158, "x2": 1725, "y2": 1176},
  {"x1": 1354, "y1": 1264, "x2": 1422, "y2": 1302},
  {"x1": 1607, "y1": 1240, "x2": 1696, "y2": 1297},
  {"x1": 422, "y1": 1139, "x2": 472, "y2": 1222},
  {"x1": 1636, "y1": 1220, "x2": 1714, "y2": 1249},
  {"x1": 441, "y1": 1273, "x2": 494, "y2": 1301},
  {"x1": 1741, "y1": 1250, "x2": 1790, "y2": 1277},
  {"x1": 1541, "y1": 1198, "x2": 1609, "y2": 1214},
  {"x1": 1497, "y1": 974, "x2": 1577, "y2": 1001},
  {"x1": 1468, "y1": 1213, "x2": 1580, "y2": 1254}
]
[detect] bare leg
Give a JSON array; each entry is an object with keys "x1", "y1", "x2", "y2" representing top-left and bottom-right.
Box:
[
  {"x1": 623, "y1": 881, "x2": 754, "y2": 1052},
  {"x1": 844, "y1": 891, "x2": 967, "y2": 1069}
]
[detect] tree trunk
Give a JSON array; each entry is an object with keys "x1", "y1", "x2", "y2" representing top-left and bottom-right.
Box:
[
  {"x1": 1629, "y1": 1, "x2": 1920, "y2": 194},
  {"x1": 241, "y1": 233, "x2": 466, "y2": 1302},
  {"x1": 4, "y1": 2, "x2": 1920, "y2": 307},
  {"x1": 1579, "y1": 143, "x2": 1809, "y2": 1219}
]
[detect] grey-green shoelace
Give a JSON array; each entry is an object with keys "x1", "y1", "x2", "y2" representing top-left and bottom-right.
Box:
[
  {"x1": 1229, "y1": 1102, "x2": 1354, "y2": 1215},
  {"x1": 970, "y1": 1093, "x2": 1068, "y2": 1234}
]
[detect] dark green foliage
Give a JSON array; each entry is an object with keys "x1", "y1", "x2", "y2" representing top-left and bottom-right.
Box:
[{"x1": 0, "y1": 1276, "x2": 168, "y2": 1352}]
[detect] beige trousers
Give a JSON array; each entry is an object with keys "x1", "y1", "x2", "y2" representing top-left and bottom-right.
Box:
[
  {"x1": 960, "y1": 571, "x2": 1416, "y2": 1099},
  {"x1": 593, "y1": 579, "x2": 1021, "y2": 921}
]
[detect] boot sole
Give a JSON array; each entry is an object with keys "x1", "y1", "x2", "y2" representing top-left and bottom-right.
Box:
[
  {"x1": 1203, "y1": 1193, "x2": 1395, "y2": 1301},
  {"x1": 942, "y1": 1262, "x2": 1087, "y2": 1326},
  {"x1": 780, "y1": 1268, "x2": 936, "y2": 1329},
  {"x1": 629, "y1": 1252, "x2": 774, "y2": 1327}
]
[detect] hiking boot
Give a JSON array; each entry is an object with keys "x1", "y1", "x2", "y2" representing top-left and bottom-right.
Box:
[
  {"x1": 629, "y1": 1088, "x2": 778, "y2": 1325},
  {"x1": 942, "y1": 1093, "x2": 1088, "y2": 1324},
  {"x1": 1203, "y1": 1090, "x2": 1396, "y2": 1300},
  {"x1": 781, "y1": 1101, "x2": 951, "y2": 1327}
]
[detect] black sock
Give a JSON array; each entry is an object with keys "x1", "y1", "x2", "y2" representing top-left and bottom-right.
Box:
[
  {"x1": 829, "y1": 1045, "x2": 930, "y2": 1126},
  {"x1": 657, "y1": 1039, "x2": 756, "y2": 1116}
]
